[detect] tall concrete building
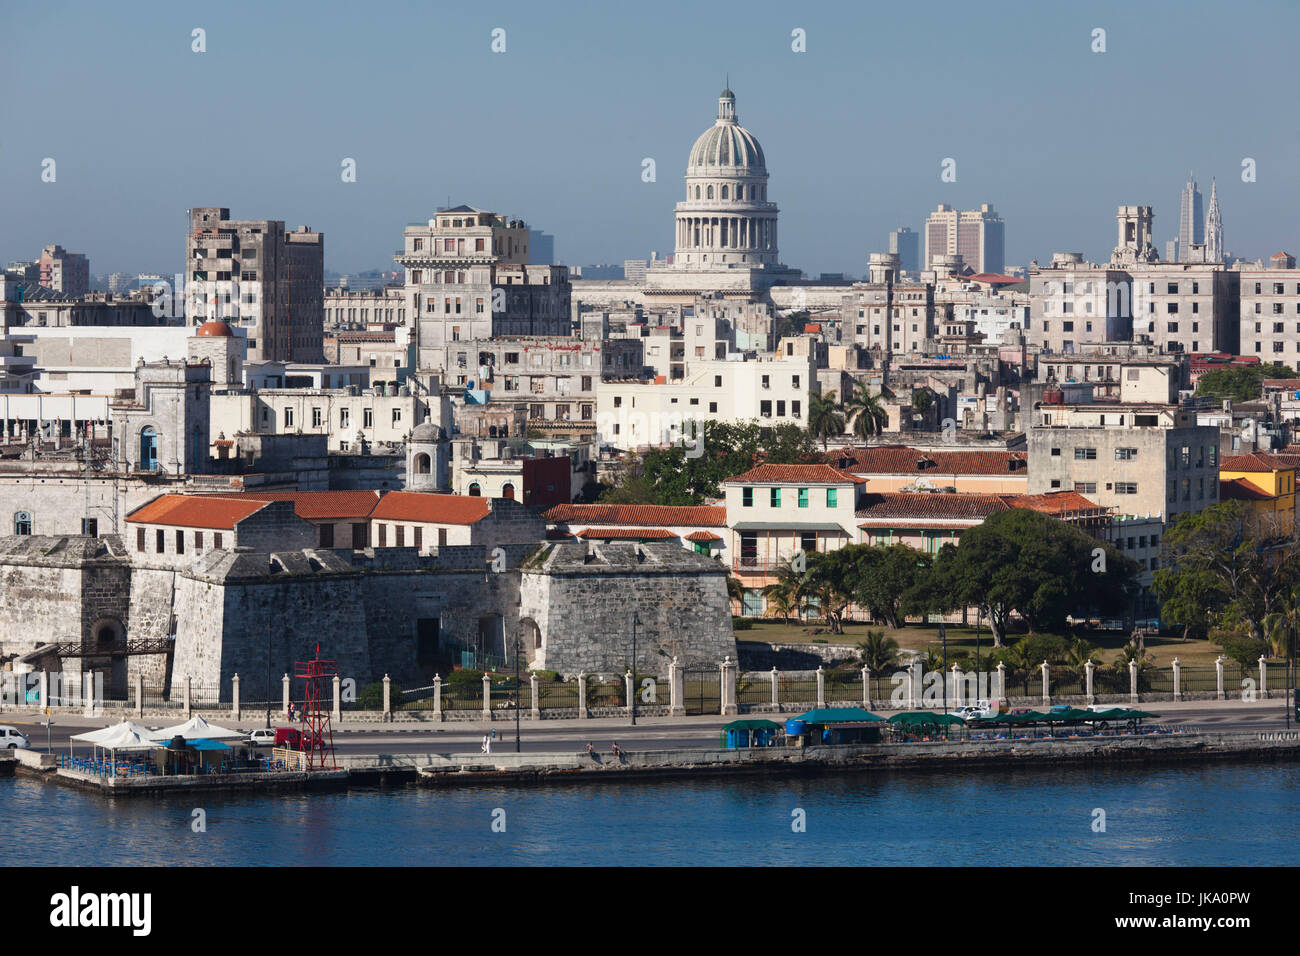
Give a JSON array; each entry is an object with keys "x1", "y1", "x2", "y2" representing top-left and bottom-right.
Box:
[
  {"x1": 924, "y1": 204, "x2": 1004, "y2": 274},
  {"x1": 529, "y1": 230, "x2": 555, "y2": 265},
  {"x1": 38, "y1": 245, "x2": 90, "y2": 296},
  {"x1": 889, "y1": 227, "x2": 919, "y2": 273},
  {"x1": 393, "y1": 205, "x2": 571, "y2": 371},
  {"x1": 1204, "y1": 179, "x2": 1223, "y2": 264},
  {"x1": 1178, "y1": 175, "x2": 1203, "y2": 257},
  {"x1": 185, "y1": 207, "x2": 325, "y2": 364}
]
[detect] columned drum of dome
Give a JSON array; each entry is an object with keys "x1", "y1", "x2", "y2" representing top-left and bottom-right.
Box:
[{"x1": 673, "y1": 88, "x2": 780, "y2": 268}]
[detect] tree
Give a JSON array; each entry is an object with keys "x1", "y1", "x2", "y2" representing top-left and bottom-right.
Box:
[
  {"x1": 850, "y1": 544, "x2": 931, "y2": 628},
  {"x1": 1155, "y1": 500, "x2": 1300, "y2": 644},
  {"x1": 845, "y1": 381, "x2": 889, "y2": 439},
  {"x1": 762, "y1": 557, "x2": 814, "y2": 623},
  {"x1": 911, "y1": 389, "x2": 933, "y2": 412},
  {"x1": 856, "y1": 630, "x2": 902, "y2": 673},
  {"x1": 1195, "y1": 363, "x2": 1294, "y2": 403},
  {"x1": 928, "y1": 509, "x2": 1141, "y2": 646},
  {"x1": 762, "y1": 589, "x2": 798, "y2": 626},
  {"x1": 725, "y1": 575, "x2": 746, "y2": 614},
  {"x1": 804, "y1": 547, "x2": 859, "y2": 633},
  {"x1": 807, "y1": 391, "x2": 846, "y2": 450}
]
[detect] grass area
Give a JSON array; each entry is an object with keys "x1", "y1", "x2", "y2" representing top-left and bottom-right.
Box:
[{"x1": 735, "y1": 619, "x2": 1229, "y2": 666}]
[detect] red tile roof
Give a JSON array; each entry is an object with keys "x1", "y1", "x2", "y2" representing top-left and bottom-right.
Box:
[
  {"x1": 126, "y1": 494, "x2": 269, "y2": 530},
  {"x1": 855, "y1": 492, "x2": 1012, "y2": 523},
  {"x1": 542, "y1": 504, "x2": 727, "y2": 527},
  {"x1": 577, "y1": 527, "x2": 676, "y2": 540},
  {"x1": 370, "y1": 492, "x2": 491, "y2": 525},
  {"x1": 1222, "y1": 453, "x2": 1298, "y2": 472},
  {"x1": 207, "y1": 490, "x2": 380, "y2": 520},
  {"x1": 830, "y1": 445, "x2": 1028, "y2": 477},
  {"x1": 1002, "y1": 490, "x2": 1105, "y2": 516},
  {"x1": 685, "y1": 530, "x2": 722, "y2": 542},
  {"x1": 723, "y1": 463, "x2": 867, "y2": 485},
  {"x1": 1220, "y1": 478, "x2": 1274, "y2": 501}
]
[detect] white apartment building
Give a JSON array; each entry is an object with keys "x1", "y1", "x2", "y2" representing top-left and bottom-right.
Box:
[{"x1": 596, "y1": 353, "x2": 814, "y2": 450}]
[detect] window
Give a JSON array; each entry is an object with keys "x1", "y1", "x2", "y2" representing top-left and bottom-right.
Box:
[
  {"x1": 156, "y1": 529, "x2": 165, "y2": 553},
  {"x1": 396, "y1": 525, "x2": 405, "y2": 547},
  {"x1": 175, "y1": 530, "x2": 185, "y2": 554},
  {"x1": 81, "y1": 518, "x2": 98, "y2": 537},
  {"x1": 312, "y1": 407, "x2": 322, "y2": 428},
  {"x1": 798, "y1": 488, "x2": 809, "y2": 508},
  {"x1": 320, "y1": 524, "x2": 335, "y2": 548},
  {"x1": 283, "y1": 407, "x2": 294, "y2": 428},
  {"x1": 364, "y1": 408, "x2": 374, "y2": 428},
  {"x1": 136, "y1": 527, "x2": 146, "y2": 552},
  {"x1": 1074, "y1": 482, "x2": 1097, "y2": 494},
  {"x1": 194, "y1": 531, "x2": 203, "y2": 550},
  {"x1": 1116, "y1": 482, "x2": 1138, "y2": 495},
  {"x1": 826, "y1": 488, "x2": 838, "y2": 507},
  {"x1": 1115, "y1": 448, "x2": 1138, "y2": 460},
  {"x1": 770, "y1": 488, "x2": 781, "y2": 507},
  {"x1": 742, "y1": 487, "x2": 753, "y2": 507},
  {"x1": 340, "y1": 408, "x2": 350, "y2": 429},
  {"x1": 1073, "y1": 447, "x2": 1097, "y2": 460}
]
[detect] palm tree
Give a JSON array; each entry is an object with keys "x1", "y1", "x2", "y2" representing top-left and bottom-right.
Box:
[
  {"x1": 845, "y1": 381, "x2": 889, "y2": 439},
  {"x1": 763, "y1": 558, "x2": 813, "y2": 622},
  {"x1": 807, "y1": 390, "x2": 846, "y2": 450},
  {"x1": 856, "y1": 630, "x2": 902, "y2": 673},
  {"x1": 763, "y1": 589, "x2": 798, "y2": 626},
  {"x1": 726, "y1": 575, "x2": 746, "y2": 616}
]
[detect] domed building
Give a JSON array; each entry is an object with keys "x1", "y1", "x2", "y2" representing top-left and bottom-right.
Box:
[{"x1": 646, "y1": 87, "x2": 799, "y2": 297}]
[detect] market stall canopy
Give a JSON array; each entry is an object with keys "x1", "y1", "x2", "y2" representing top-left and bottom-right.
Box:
[
  {"x1": 147, "y1": 715, "x2": 242, "y2": 741},
  {"x1": 1091, "y1": 708, "x2": 1161, "y2": 720},
  {"x1": 721, "y1": 719, "x2": 783, "y2": 732},
  {"x1": 70, "y1": 720, "x2": 156, "y2": 744},
  {"x1": 87, "y1": 723, "x2": 154, "y2": 751},
  {"x1": 888, "y1": 712, "x2": 966, "y2": 726},
  {"x1": 793, "y1": 708, "x2": 884, "y2": 724}
]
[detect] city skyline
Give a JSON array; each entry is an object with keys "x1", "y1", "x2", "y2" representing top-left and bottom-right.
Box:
[{"x1": 2, "y1": 0, "x2": 1297, "y2": 278}]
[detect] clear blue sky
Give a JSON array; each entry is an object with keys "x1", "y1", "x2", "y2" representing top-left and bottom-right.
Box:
[{"x1": 2, "y1": 0, "x2": 1297, "y2": 278}]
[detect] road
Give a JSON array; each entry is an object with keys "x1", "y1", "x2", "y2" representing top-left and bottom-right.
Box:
[{"x1": 3, "y1": 701, "x2": 1295, "y2": 757}]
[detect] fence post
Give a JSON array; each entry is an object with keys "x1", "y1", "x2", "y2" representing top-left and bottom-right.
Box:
[
  {"x1": 861, "y1": 666, "x2": 871, "y2": 709},
  {"x1": 669, "y1": 658, "x2": 685, "y2": 717},
  {"x1": 81, "y1": 671, "x2": 94, "y2": 718},
  {"x1": 1129, "y1": 659, "x2": 1139, "y2": 704},
  {"x1": 134, "y1": 673, "x2": 143, "y2": 718},
  {"x1": 815, "y1": 666, "x2": 825, "y2": 709},
  {"x1": 432, "y1": 674, "x2": 442, "y2": 722},
  {"x1": 1215, "y1": 655, "x2": 1226, "y2": 701},
  {"x1": 1259, "y1": 655, "x2": 1268, "y2": 700},
  {"x1": 232, "y1": 674, "x2": 241, "y2": 721},
  {"x1": 577, "y1": 673, "x2": 588, "y2": 719},
  {"x1": 1084, "y1": 660, "x2": 1095, "y2": 704},
  {"x1": 1172, "y1": 658, "x2": 1182, "y2": 701},
  {"x1": 530, "y1": 672, "x2": 540, "y2": 720},
  {"x1": 382, "y1": 674, "x2": 392, "y2": 722},
  {"x1": 909, "y1": 660, "x2": 921, "y2": 710},
  {"x1": 950, "y1": 663, "x2": 962, "y2": 708},
  {"x1": 1040, "y1": 661, "x2": 1050, "y2": 707},
  {"x1": 625, "y1": 670, "x2": 635, "y2": 719},
  {"x1": 996, "y1": 662, "x2": 1006, "y2": 704},
  {"x1": 770, "y1": 667, "x2": 779, "y2": 709},
  {"x1": 721, "y1": 657, "x2": 738, "y2": 716},
  {"x1": 183, "y1": 675, "x2": 192, "y2": 719},
  {"x1": 481, "y1": 673, "x2": 492, "y2": 720},
  {"x1": 282, "y1": 674, "x2": 290, "y2": 718},
  {"x1": 332, "y1": 674, "x2": 342, "y2": 723}
]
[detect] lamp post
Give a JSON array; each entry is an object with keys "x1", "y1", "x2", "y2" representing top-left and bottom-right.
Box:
[
  {"x1": 514, "y1": 618, "x2": 521, "y2": 753},
  {"x1": 264, "y1": 616, "x2": 271, "y2": 730},
  {"x1": 631, "y1": 612, "x2": 639, "y2": 727},
  {"x1": 975, "y1": 606, "x2": 983, "y2": 705},
  {"x1": 938, "y1": 622, "x2": 947, "y2": 709}
]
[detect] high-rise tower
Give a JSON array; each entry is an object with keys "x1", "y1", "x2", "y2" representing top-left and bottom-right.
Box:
[{"x1": 1204, "y1": 179, "x2": 1223, "y2": 263}]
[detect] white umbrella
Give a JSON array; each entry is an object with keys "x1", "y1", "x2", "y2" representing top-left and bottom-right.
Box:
[
  {"x1": 93, "y1": 723, "x2": 155, "y2": 751},
  {"x1": 146, "y1": 714, "x2": 242, "y2": 741},
  {"x1": 70, "y1": 720, "x2": 155, "y2": 744}
]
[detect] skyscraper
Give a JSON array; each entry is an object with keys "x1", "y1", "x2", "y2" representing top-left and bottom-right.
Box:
[
  {"x1": 1178, "y1": 175, "x2": 1203, "y2": 255},
  {"x1": 889, "y1": 227, "x2": 919, "y2": 272},
  {"x1": 924, "y1": 204, "x2": 1004, "y2": 274}
]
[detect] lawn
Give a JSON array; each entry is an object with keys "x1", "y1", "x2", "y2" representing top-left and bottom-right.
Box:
[{"x1": 734, "y1": 618, "x2": 1229, "y2": 666}]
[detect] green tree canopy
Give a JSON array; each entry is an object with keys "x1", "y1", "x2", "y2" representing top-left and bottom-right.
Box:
[{"x1": 1195, "y1": 363, "x2": 1294, "y2": 402}]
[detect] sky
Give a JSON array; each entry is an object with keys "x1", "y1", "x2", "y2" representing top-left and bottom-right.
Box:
[{"x1": 2, "y1": 0, "x2": 1297, "y2": 279}]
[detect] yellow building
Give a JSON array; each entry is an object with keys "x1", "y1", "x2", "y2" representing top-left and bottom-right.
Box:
[{"x1": 1219, "y1": 452, "x2": 1297, "y2": 538}]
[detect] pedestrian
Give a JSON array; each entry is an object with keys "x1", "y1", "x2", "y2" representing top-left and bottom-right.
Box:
[
  {"x1": 485, "y1": 733, "x2": 492, "y2": 754},
  {"x1": 611, "y1": 741, "x2": 623, "y2": 759},
  {"x1": 585, "y1": 742, "x2": 594, "y2": 756},
  {"x1": 480, "y1": 734, "x2": 489, "y2": 754}
]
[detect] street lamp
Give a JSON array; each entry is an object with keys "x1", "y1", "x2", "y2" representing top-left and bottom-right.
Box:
[
  {"x1": 975, "y1": 606, "x2": 983, "y2": 705},
  {"x1": 938, "y1": 622, "x2": 947, "y2": 709},
  {"x1": 624, "y1": 613, "x2": 634, "y2": 723},
  {"x1": 514, "y1": 618, "x2": 521, "y2": 753}
]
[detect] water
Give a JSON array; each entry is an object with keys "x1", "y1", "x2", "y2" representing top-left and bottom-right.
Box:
[{"x1": 4, "y1": 761, "x2": 1297, "y2": 866}]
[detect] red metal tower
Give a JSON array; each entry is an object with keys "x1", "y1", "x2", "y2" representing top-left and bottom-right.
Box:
[{"x1": 295, "y1": 643, "x2": 337, "y2": 770}]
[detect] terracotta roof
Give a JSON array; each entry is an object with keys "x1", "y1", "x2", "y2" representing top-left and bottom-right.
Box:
[
  {"x1": 723, "y1": 463, "x2": 867, "y2": 485},
  {"x1": 370, "y1": 492, "x2": 491, "y2": 525},
  {"x1": 830, "y1": 445, "x2": 1028, "y2": 476},
  {"x1": 126, "y1": 494, "x2": 269, "y2": 530},
  {"x1": 1001, "y1": 490, "x2": 1105, "y2": 515},
  {"x1": 684, "y1": 530, "x2": 722, "y2": 541},
  {"x1": 576, "y1": 527, "x2": 676, "y2": 540},
  {"x1": 1262, "y1": 379, "x2": 1300, "y2": 389},
  {"x1": 207, "y1": 490, "x2": 380, "y2": 520},
  {"x1": 542, "y1": 504, "x2": 727, "y2": 527},
  {"x1": 855, "y1": 492, "x2": 1011, "y2": 522},
  {"x1": 1222, "y1": 453, "x2": 1298, "y2": 472},
  {"x1": 1220, "y1": 478, "x2": 1274, "y2": 501}
]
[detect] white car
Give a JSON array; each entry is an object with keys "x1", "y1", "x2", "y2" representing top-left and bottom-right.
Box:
[
  {"x1": 948, "y1": 705, "x2": 990, "y2": 721},
  {"x1": 246, "y1": 728, "x2": 276, "y2": 747},
  {"x1": 1087, "y1": 704, "x2": 1133, "y2": 713},
  {"x1": 0, "y1": 726, "x2": 31, "y2": 749}
]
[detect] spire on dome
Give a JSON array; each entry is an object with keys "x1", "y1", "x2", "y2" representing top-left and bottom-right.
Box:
[{"x1": 717, "y1": 85, "x2": 735, "y2": 122}]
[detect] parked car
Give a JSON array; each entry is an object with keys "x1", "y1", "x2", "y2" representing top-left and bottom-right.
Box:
[
  {"x1": 272, "y1": 727, "x2": 301, "y2": 749},
  {"x1": 247, "y1": 728, "x2": 276, "y2": 747},
  {"x1": 1087, "y1": 704, "x2": 1132, "y2": 713},
  {"x1": 0, "y1": 726, "x2": 31, "y2": 749},
  {"x1": 948, "y1": 705, "x2": 990, "y2": 721}
]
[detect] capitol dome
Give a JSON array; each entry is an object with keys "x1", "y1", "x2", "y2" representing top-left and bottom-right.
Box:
[{"x1": 687, "y1": 89, "x2": 766, "y2": 173}]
